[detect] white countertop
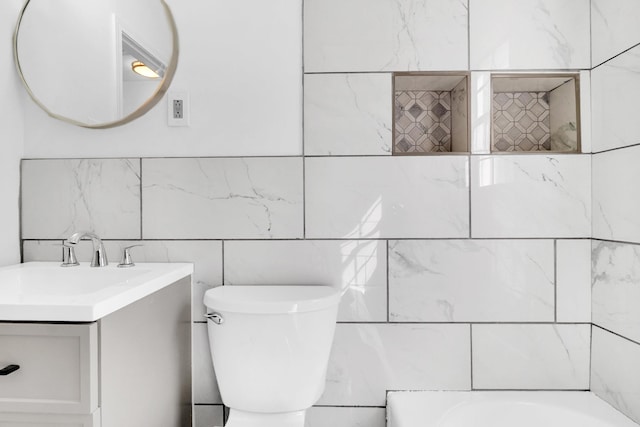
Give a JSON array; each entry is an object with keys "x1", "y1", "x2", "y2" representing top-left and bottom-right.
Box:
[{"x1": 0, "y1": 262, "x2": 193, "y2": 322}]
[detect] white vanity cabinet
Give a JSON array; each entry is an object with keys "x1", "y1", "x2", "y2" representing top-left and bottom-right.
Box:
[{"x1": 0, "y1": 275, "x2": 191, "y2": 427}]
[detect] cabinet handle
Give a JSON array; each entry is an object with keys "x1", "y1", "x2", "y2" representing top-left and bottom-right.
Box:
[{"x1": 0, "y1": 365, "x2": 20, "y2": 376}]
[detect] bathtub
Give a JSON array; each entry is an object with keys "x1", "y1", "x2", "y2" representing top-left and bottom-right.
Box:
[{"x1": 387, "y1": 391, "x2": 639, "y2": 427}]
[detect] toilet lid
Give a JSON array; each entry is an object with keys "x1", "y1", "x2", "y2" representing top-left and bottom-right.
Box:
[{"x1": 203, "y1": 285, "x2": 341, "y2": 314}]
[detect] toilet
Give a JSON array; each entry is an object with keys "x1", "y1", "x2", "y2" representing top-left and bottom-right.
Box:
[{"x1": 203, "y1": 285, "x2": 341, "y2": 427}]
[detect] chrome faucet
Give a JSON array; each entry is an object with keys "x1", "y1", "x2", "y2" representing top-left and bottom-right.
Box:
[{"x1": 66, "y1": 231, "x2": 108, "y2": 267}]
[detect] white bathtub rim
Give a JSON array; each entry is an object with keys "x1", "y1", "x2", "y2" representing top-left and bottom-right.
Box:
[{"x1": 386, "y1": 390, "x2": 639, "y2": 427}]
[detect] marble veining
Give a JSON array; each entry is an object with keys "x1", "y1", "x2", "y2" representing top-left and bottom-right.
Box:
[
  {"x1": 591, "y1": 46, "x2": 640, "y2": 153},
  {"x1": 304, "y1": 0, "x2": 468, "y2": 72},
  {"x1": 592, "y1": 146, "x2": 640, "y2": 242},
  {"x1": 224, "y1": 240, "x2": 387, "y2": 322},
  {"x1": 21, "y1": 159, "x2": 141, "y2": 239},
  {"x1": 592, "y1": 241, "x2": 640, "y2": 343},
  {"x1": 305, "y1": 156, "x2": 469, "y2": 239},
  {"x1": 389, "y1": 240, "x2": 554, "y2": 322},
  {"x1": 471, "y1": 155, "x2": 591, "y2": 238},
  {"x1": 304, "y1": 73, "x2": 392, "y2": 155},
  {"x1": 142, "y1": 158, "x2": 303, "y2": 239},
  {"x1": 591, "y1": 0, "x2": 640, "y2": 67},
  {"x1": 556, "y1": 240, "x2": 591, "y2": 323},
  {"x1": 591, "y1": 327, "x2": 640, "y2": 424},
  {"x1": 319, "y1": 323, "x2": 471, "y2": 406},
  {"x1": 469, "y1": 0, "x2": 590, "y2": 70},
  {"x1": 473, "y1": 324, "x2": 591, "y2": 390}
]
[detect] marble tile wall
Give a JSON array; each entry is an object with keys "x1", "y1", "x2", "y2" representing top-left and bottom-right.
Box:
[
  {"x1": 18, "y1": 1, "x2": 605, "y2": 426},
  {"x1": 469, "y1": 0, "x2": 590, "y2": 70},
  {"x1": 591, "y1": 10, "x2": 640, "y2": 424},
  {"x1": 20, "y1": 151, "x2": 593, "y2": 426}
]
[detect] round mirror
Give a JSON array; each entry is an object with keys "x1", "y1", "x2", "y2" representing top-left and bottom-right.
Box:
[{"x1": 14, "y1": 0, "x2": 179, "y2": 129}]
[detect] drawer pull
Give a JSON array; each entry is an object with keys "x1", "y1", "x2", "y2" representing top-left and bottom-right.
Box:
[{"x1": 0, "y1": 364, "x2": 20, "y2": 376}]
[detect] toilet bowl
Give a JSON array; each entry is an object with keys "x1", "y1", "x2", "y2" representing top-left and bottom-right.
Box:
[{"x1": 204, "y1": 285, "x2": 341, "y2": 427}]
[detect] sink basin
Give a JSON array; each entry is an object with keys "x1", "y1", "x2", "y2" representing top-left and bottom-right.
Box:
[
  {"x1": 0, "y1": 262, "x2": 193, "y2": 322},
  {"x1": 4, "y1": 265, "x2": 150, "y2": 296}
]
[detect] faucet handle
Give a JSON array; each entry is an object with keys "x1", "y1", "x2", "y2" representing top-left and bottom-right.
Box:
[
  {"x1": 118, "y1": 245, "x2": 142, "y2": 268},
  {"x1": 61, "y1": 243, "x2": 79, "y2": 267}
]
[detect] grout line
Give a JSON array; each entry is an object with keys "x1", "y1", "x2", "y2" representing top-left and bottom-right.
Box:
[
  {"x1": 591, "y1": 41, "x2": 640, "y2": 70},
  {"x1": 554, "y1": 239, "x2": 558, "y2": 323},
  {"x1": 139, "y1": 158, "x2": 143, "y2": 239},
  {"x1": 592, "y1": 324, "x2": 640, "y2": 347},
  {"x1": 591, "y1": 142, "x2": 640, "y2": 155},
  {"x1": 589, "y1": 323, "x2": 593, "y2": 390},
  {"x1": 311, "y1": 404, "x2": 386, "y2": 409},
  {"x1": 221, "y1": 240, "x2": 225, "y2": 286},
  {"x1": 386, "y1": 240, "x2": 390, "y2": 323},
  {"x1": 332, "y1": 321, "x2": 592, "y2": 325},
  {"x1": 470, "y1": 323, "x2": 474, "y2": 390},
  {"x1": 302, "y1": 158, "x2": 307, "y2": 239},
  {"x1": 21, "y1": 237, "x2": 597, "y2": 243},
  {"x1": 470, "y1": 388, "x2": 590, "y2": 392},
  {"x1": 592, "y1": 237, "x2": 640, "y2": 246},
  {"x1": 468, "y1": 154, "x2": 472, "y2": 238}
]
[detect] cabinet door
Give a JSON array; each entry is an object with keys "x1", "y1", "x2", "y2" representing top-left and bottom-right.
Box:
[
  {"x1": 0, "y1": 323, "x2": 98, "y2": 414},
  {"x1": 0, "y1": 409, "x2": 100, "y2": 426}
]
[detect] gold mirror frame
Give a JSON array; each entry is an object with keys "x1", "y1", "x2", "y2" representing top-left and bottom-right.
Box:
[{"x1": 13, "y1": 0, "x2": 179, "y2": 129}]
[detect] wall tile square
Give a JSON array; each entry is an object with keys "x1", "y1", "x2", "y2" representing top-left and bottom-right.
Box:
[
  {"x1": 304, "y1": 73, "x2": 392, "y2": 156},
  {"x1": 471, "y1": 72, "x2": 492, "y2": 154},
  {"x1": 556, "y1": 239, "x2": 591, "y2": 323},
  {"x1": 306, "y1": 407, "x2": 386, "y2": 427},
  {"x1": 194, "y1": 405, "x2": 224, "y2": 427},
  {"x1": 471, "y1": 155, "x2": 591, "y2": 238},
  {"x1": 591, "y1": 0, "x2": 640, "y2": 67},
  {"x1": 142, "y1": 158, "x2": 303, "y2": 239},
  {"x1": 22, "y1": 240, "x2": 62, "y2": 262},
  {"x1": 21, "y1": 159, "x2": 141, "y2": 239},
  {"x1": 389, "y1": 239, "x2": 554, "y2": 322},
  {"x1": 304, "y1": 0, "x2": 468, "y2": 72},
  {"x1": 592, "y1": 327, "x2": 640, "y2": 424},
  {"x1": 591, "y1": 46, "x2": 640, "y2": 153},
  {"x1": 193, "y1": 323, "x2": 222, "y2": 405},
  {"x1": 224, "y1": 240, "x2": 387, "y2": 321},
  {"x1": 319, "y1": 323, "x2": 471, "y2": 406},
  {"x1": 305, "y1": 156, "x2": 469, "y2": 239},
  {"x1": 472, "y1": 324, "x2": 591, "y2": 390},
  {"x1": 578, "y1": 70, "x2": 591, "y2": 154},
  {"x1": 592, "y1": 241, "x2": 640, "y2": 343},
  {"x1": 592, "y1": 146, "x2": 640, "y2": 243},
  {"x1": 469, "y1": 0, "x2": 590, "y2": 70}
]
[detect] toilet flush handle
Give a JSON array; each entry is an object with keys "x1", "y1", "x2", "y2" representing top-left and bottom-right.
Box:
[{"x1": 205, "y1": 312, "x2": 224, "y2": 325}]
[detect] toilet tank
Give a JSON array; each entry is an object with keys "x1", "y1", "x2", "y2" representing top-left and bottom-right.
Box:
[{"x1": 204, "y1": 285, "x2": 340, "y2": 413}]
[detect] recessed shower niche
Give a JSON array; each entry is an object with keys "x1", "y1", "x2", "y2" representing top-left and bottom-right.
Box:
[
  {"x1": 491, "y1": 74, "x2": 580, "y2": 153},
  {"x1": 393, "y1": 73, "x2": 469, "y2": 154}
]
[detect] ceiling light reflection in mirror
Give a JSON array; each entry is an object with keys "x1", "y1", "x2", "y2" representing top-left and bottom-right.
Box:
[{"x1": 14, "y1": 0, "x2": 178, "y2": 129}]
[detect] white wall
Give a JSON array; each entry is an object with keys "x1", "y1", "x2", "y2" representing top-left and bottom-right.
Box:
[
  {"x1": 21, "y1": 0, "x2": 303, "y2": 158},
  {"x1": 0, "y1": 0, "x2": 25, "y2": 266}
]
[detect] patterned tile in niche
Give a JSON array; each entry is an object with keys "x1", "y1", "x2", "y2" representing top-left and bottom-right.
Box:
[
  {"x1": 493, "y1": 92, "x2": 550, "y2": 152},
  {"x1": 394, "y1": 91, "x2": 451, "y2": 153}
]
